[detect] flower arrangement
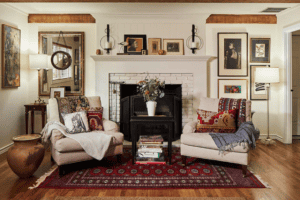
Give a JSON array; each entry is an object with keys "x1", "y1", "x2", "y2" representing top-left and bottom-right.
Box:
[{"x1": 137, "y1": 77, "x2": 165, "y2": 102}]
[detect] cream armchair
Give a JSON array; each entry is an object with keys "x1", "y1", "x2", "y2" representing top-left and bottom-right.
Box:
[
  {"x1": 47, "y1": 96, "x2": 124, "y2": 176},
  {"x1": 180, "y1": 97, "x2": 252, "y2": 177}
]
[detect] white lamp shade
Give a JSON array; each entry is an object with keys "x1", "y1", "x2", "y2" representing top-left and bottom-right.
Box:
[
  {"x1": 29, "y1": 54, "x2": 48, "y2": 70},
  {"x1": 47, "y1": 55, "x2": 53, "y2": 69},
  {"x1": 255, "y1": 67, "x2": 280, "y2": 83}
]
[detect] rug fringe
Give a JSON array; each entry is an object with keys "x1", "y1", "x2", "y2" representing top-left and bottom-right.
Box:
[
  {"x1": 248, "y1": 167, "x2": 272, "y2": 189},
  {"x1": 28, "y1": 165, "x2": 58, "y2": 190}
]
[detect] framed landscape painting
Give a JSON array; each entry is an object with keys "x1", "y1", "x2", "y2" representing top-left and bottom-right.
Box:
[
  {"x1": 218, "y1": 79, "x2": 248, "y2": 99},
  {"x1": 250, "y1": 38, "x2": 270, "y2": 63},
  {"x1": 163, "y1": 39, "x2": 184, "y2": 55},
  {"x1": 218, "y1": 32, "x2": 248, "y2": 77},
  {"x1": 2, "y1": 24, "x2": 21, "y2": 88},
  {"x1": 250, "y1": 65, "x2": 268, "y2": 100},
  {"x1": 124, "y1": 34, "x2": 147, "y2": 55}
]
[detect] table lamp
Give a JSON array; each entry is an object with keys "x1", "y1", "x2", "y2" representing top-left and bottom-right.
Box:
[
  {"x1": 29, "y1": 54, "x2": 52, "y2": 104},
  {"x1": 255, "y1": 67, "x2": 280, "y2": 145}
]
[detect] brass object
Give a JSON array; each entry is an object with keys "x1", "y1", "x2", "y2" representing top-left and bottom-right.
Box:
[
  {"x1": 158, "y1": 50, "x2": 164, "y2": 55},
  {"x1": 96, "y1": 49, "x2": 101, "y2": 55}
]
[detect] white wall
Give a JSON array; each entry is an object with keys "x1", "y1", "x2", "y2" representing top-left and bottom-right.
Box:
[
  {"x1": 206, "y1": 23, "x2": 280, "y2": 140},
  {"x1": 0, "y1": 4, "x2": 29, "y2": 151}
]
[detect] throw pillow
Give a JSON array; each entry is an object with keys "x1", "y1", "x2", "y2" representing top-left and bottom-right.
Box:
[
  {"x1": 56, "y1": 97, "x2": 72, "y2": 124},
  {"x1": 87, "y1": 108, "x2": 104, "y2": 131},
  {"x1": 196, "y1": 109, "x2": 237, "y2": 133},
  {"x1": 62, "y1": 111, "x2": 90, "y2": 134}
]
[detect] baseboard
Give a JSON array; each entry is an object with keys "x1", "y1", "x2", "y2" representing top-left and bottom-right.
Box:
[
  {"x1": 0, "y1": 143, "x2": 13, "y2": 155},
  {"x1": 259, "y1": 134, "x2": 284, "y2": 143}
]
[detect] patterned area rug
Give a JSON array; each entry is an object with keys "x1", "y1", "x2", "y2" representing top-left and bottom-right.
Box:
[
  {"x1": 33, "y1": 148, "x2": 268, "y2": 189},
  {"x1": 55, "y1": 197, "x2": 247, "y2": 200}
]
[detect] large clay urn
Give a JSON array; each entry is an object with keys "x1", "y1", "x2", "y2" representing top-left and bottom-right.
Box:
[{"x1": 7, "y1": 134, "x2": 45, "y2": 178}]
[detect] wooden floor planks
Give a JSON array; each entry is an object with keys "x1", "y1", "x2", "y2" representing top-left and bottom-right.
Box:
[{"x1": 0, "y1": 140, "x2": 299, "y2": 200}]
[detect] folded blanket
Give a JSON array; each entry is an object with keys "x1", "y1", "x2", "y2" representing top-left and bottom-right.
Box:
[
  {"x1": 209, "y1": 121, "x2": 260, "y2": 154},
  {"x1": 41, "y1": 121, "x2": 113, "y2": 161}
]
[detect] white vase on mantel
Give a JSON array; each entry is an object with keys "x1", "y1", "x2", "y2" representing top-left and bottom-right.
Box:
[{"x1": 146, "y1": 101, "x2": 157, "y2": 116}]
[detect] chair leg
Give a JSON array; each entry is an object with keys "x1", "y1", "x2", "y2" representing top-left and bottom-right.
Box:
[
  {"x1": 116, "y1": 154, "x2": 122, "y2": 164},
  {"x1": 50, "y1": 155, "x2": 54, "y2": 162},
  {"x1": 181, "y1": 155, "x2": 187, "y2": 167},
  {"x1": 241, "y1": 165, "x2": 247, "y2": 178}
]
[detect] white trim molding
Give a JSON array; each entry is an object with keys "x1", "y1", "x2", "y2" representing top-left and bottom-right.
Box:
[
  {"x1": 283, "y1": 22, "x2": 300, "y2": 144},
  {"x1": 259, "y1": 134, "x2": 284, "y2": 143},
  {"x1": 0, "y1": 143, "x2": 13, "y2": 155}
]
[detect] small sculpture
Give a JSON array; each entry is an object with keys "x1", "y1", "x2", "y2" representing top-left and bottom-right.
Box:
[{"x1": 158, "y1": 50, "x2": 164, "y2": 55}]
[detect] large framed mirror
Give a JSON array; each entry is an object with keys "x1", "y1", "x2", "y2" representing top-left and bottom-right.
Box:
[{"x1": 38, "y1": 31, "x2": 84, "y2": 96}]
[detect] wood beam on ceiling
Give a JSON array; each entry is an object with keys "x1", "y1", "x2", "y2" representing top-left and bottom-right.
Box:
[
  {"x1": 2, "y1": 0, "x2": 300, "y2": 2},
  {"x1": 28, "y1": 14, "x2": 96, "y2": 23},
  {"x1": 206, "y1": 14, "x2": 277, "y2": 24}
]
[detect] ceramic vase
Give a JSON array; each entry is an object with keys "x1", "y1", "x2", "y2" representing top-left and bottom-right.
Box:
[
  {"x1": 7, "y1": 134, "x2": 45, "y2": 178},
  {"x1": 146, "y1": 101, "x2": 157, "y2": 116}
]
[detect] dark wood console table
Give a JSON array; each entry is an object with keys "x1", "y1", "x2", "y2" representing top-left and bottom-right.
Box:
[
  {"x1": 24, "y1": 104, "x2": 47, "y2": 134},
  {"x1": 130, "y1": 115, "x2": 174, "y2": 165}
]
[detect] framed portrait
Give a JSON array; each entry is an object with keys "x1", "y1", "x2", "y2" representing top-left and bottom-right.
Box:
[
  {"x1": 250, "y1": 38, "x2": 270, "y2": 63},
  {"x1": 50, "y1": 87, "x2": 65, "y2": 99},
  {"x1": 218, "y1": 32, "x2": 248, "y2": 77},
  {"x1": 42, "y1": 37, "x2": 47, "y2": 54},
  {"x1": 124, "y1": 34, "x2": 147, "y2": 55},
  {"x1": 250, "y1": 65, "x2": 268, "y2": 100},
  {"x1": 163, "y1": 39, "x2": 184, "y2": 55},
  {"x1": 218, "y1": 79, "x2": 248, "y2": 99},
  {"x1": 148, "y1": 38, "x2": 161, "y2": 55},
  {"x1": 2, "y1": 24, "x2": 21, "y2": 88}
]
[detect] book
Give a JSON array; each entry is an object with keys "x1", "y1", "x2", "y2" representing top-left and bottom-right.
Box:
[
  {"x1": 138, "y1": 152, "x2": 160, "y2": 158},
  {"x1": 136, "y1": 152, "x2": 165, "y2": 162},
  {"x1": 136, "y1": 161, "x2": 166, "y2": 165},
  {"x1": 138, "y1": 148, "x2": 163, "y2": 153},
  {"x1": 139, "y1": 135, "x2": 164, "y2": 143}
]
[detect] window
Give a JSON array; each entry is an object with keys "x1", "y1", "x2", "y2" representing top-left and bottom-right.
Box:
[{"x1": 52, "y1": 43, "x2": 72, "y2": 80}]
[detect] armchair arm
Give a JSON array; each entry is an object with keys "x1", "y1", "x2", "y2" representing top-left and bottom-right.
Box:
[
  {"x1": 183, "y1": 121, "x2": 198, "y2": 134},
  {"x1": 103, "y1": 119, "x2": 119, "y2": 132}
]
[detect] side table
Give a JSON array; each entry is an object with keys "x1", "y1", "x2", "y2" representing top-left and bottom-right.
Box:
[{"x1": 24, "y1": 104, "x2": 47, "y2": 134}]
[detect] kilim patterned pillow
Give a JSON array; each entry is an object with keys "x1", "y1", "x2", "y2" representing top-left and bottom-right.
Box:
[
  {"x1": 196, "y1": 109, "x2": 237, "y2": 133},
  {"x1": 87, "y1": 108, "x2": 104, "y2": 131}
]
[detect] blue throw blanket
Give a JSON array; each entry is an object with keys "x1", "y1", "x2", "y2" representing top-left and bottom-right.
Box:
[{"x1": 209, "y1": 121, "x2": 260, "y2": 154}]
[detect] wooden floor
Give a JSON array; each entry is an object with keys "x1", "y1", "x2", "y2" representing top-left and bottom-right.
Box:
[{"x1": 1, "y1": 140, "x2": 300, "y2": 200}]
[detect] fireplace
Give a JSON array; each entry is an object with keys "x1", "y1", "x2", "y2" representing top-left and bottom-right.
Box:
[{"x1": 120, "y1": 84, "x2": 182, "y2": 141}]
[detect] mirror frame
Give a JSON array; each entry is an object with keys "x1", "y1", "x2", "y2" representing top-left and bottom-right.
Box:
[{"x1": 38, "y1": 31, "x2": 85, "y2": 96}]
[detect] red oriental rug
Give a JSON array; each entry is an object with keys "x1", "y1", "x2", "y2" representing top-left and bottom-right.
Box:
[{"x1": 31, "y1": 148, "x2": 269, "y2": 189}]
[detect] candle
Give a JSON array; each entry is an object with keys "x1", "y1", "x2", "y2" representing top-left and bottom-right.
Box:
[
  {"x1": 191, "y1": 42, "x2": 197, "y2": 48},
  {"x1": 105, "y1": 42, "x2": 112, "y2": 49}
]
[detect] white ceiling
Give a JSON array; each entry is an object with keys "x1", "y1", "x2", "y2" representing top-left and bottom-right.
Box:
[{"x1": 5, "y1": 3, "x2": 300, "y2": 15}]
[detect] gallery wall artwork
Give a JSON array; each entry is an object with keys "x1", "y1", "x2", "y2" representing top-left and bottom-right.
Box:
[
  {"x1": 250, "y1": 65, "x2": 268, "y2": 100},
  {"x1": 250, "y1": 38, "x2": 270, "y2": 63},
  {"x1": 218, "y1": 79, "x2": 248, "y2": 99},
  {"x1": 218, "y1": 32, "x2": 248, "y2": 77},
  {"x1": 163, "y1": 39, "x2": 184, "y2": 55},
  {"x1": 2, "y1": 24, "x2": 21, "y2": 88},
  {"x1": 148, "y1": 38, "x2": 161, "y2": 55}
]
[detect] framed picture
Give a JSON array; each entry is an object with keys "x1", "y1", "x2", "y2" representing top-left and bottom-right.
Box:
[
  {"x1": 218, "y1": 79, "x2": 248, "y2": 99},
  {"x1": 42, "y1": 37, "x2": 47, "y2": 54},
  {"x1": 148, "y1": 38, "x2": 161, "y2": 55},
  {"x1": 2, "y1": 24, "x2": 21, "y2": 88},
  {"x1": 250, "y1": 65, "x2": 268, "y2": 100},
  {"x1": 218, "y1": 32, "x2": 248, "y2": 77},
  {"x1": 163, "y1": 39, "x2": 184, "y2": 55},
  {"x1": 124, "y1": 34, "x2": 147, "y2": 55},
  {"x1": 142, "y1": 50, "x2": 147, "y2": 55},
  {"x1": 250, "y1": 38, "x2": 270, "y2": 63},
  {"x1": 50, "y1": 87, "x2": 65, "y2": 99}
]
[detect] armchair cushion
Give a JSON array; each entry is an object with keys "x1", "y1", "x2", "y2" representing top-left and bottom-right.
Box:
[
  {"x1": 196, "y1": 109, "x2": 237, "y2": 133},
  {"x1": 181, "y1": 132, "x2": 249, "y2": 153},
  {"x1": 53, "y1": 131, "x2": 124, "y2": 153},
  {"x1": 103, "y1": 119, "x2": 119, "y2": 132}
]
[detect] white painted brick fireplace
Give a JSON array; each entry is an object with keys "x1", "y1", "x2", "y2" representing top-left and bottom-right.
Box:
[{"x1": 92, "y1": 55, "x2": 211, "y2": 129}]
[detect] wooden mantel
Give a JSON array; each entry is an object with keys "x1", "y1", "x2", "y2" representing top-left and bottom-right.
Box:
[{"x1": 91, "y1": 55, "x2": 213, "y2": 62}]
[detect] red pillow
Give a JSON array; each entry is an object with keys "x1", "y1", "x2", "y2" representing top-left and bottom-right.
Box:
[
  {"x1": 196, "y1": 109, "x2": 237, "y2": 133},
  {"x1": 87, "y1": 109, "x2": 104, "y2": 131}
]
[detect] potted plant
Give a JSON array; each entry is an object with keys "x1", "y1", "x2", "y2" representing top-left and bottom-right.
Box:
[{"x1": 137, "y1": 76, "x2": 165, "y2": 116}]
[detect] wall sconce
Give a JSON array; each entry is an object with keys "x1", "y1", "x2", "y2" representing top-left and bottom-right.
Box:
[
  {"x1": 100, "y1": 24, "x2": 116, "y2": 55},
  {"x1": 186, "y1": 24, "x2": 204, "y2": 54}
]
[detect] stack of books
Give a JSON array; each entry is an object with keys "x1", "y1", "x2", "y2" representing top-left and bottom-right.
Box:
[{"x1": 136, "y1": 135, "x2": 166, "y2": 165}]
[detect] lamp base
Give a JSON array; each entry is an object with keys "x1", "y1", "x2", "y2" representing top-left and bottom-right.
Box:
[
  {"x1": 34, "y1": 97, "x2": 46, "y2": 105},
  {"x1": 260, "y1": 138, "x2": 276, "y2": 145}
]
